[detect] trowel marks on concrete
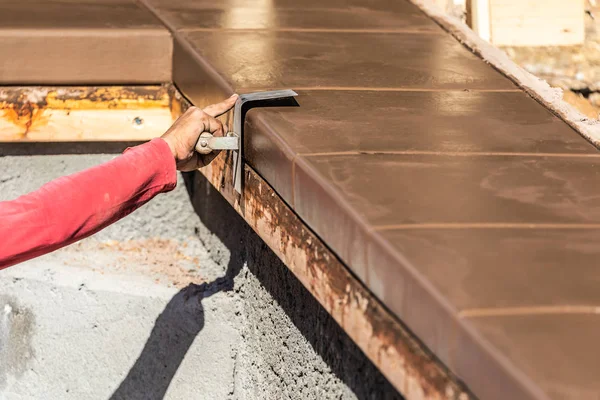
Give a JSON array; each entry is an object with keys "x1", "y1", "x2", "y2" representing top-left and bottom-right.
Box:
[{"x1": 0, "y1": 295, "x2": 34, "y2": 389}]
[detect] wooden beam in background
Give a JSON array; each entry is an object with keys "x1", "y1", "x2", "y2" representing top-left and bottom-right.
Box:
[
  {"x1": 0, "y1": 85, "x2": 176, "y2": 142},
  {"x1": 467, "y1": 0, "x2": 491, "y2": 42},
  {"x1": 468, "y1": 0, "x2": 585, "y2": 46}
]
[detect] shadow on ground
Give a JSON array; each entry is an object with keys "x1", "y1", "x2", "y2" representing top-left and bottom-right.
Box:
[
  {"x1": 109, "y1": 284, "x2": 205, "y2": 400},
  {"x1": 109, "y1": 171, "x2": 402, "y2": 400}
]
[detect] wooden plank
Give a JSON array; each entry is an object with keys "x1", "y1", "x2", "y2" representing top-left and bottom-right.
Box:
[
  {"x1": 0, "y1": 86, "x2": 175, "y2": 142},
  {"x1": 467, "y1": 0, "x2": 491, "y2": 42},
  {"x1": 468, "y1": 0, "x2": 585, "y2": 46},
  {"x1": 490, "y1": 0, "x2": 585, "y2": 46}
]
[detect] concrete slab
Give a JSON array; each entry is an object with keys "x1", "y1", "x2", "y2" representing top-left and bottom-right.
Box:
[{"x1": 0, "y1": 254, "x2": 239, "y2": 400}]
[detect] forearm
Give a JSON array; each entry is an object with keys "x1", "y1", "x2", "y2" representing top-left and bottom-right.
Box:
[{"x1": 0, "y1": 138, "x2": 177, "y2": 269}]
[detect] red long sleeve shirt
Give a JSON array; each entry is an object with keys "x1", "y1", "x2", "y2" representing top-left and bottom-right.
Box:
[{"x1": 0, "y1": 138, "x2": 177, "y2": 269}]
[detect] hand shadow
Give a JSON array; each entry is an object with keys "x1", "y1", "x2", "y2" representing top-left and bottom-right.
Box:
[
  {"x1": 110, "y1": 167, "x2": 401, "y2": 400},
  {"x1": 109, "y1": 280, "x2": 225, "y2": 400},
  {"x1": 109, "y1": 170, "x2": 245, "y2": 400}
]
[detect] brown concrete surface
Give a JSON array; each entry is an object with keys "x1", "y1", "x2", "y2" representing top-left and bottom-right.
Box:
[
  {"x1": 243, "y1": 89, "x2": 598, "y2": 205},
  {"x1": 0, "y1": 0, "x2": 172, "y2": 83},
  {"x1": 4, "y1": 0, "x2": 600, "y2": 399},
  {"x1": 467, "y1": 314, "x2": 600, "y2": 400},
  {"x1": 177, "y1": 30, "x2": 516, "y2": 91}
]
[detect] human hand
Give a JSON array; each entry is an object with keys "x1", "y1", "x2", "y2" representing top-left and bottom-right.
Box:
[{"x1": 161, "y1": 94, "x2": 238, "y2": 171}]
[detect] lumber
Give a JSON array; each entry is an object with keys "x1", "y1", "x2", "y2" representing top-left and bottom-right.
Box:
[
  {"x1": 0, "y1": 86, "x2": 175, "y2": 142},
  {"x1": 468, "y1": 0, "x2": 585, "y2": 46}
]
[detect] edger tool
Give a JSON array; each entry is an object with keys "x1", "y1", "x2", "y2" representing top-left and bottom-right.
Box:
[{"x1": 195, "y1": 89, "x2": 298, "y2": 194}]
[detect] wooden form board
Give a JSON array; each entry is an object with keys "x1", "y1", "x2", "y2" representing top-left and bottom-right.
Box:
[
  {"x1": 0, "y1": 86, "x2": 176, "y2": 142},
  {"x1": 468, "y1": 0, "x2": 585, "y2": 46}
]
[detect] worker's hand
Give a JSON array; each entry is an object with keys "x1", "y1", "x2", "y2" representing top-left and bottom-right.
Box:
[{"x1": 161, "y1": 94, "x2": 238, "y2": 171}]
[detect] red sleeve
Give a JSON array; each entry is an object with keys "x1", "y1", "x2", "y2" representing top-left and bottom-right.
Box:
[{"x1": 0, "y1": 138, "x2": 177, "y2": 270}]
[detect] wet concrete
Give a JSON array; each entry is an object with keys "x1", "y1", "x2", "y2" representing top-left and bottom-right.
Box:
[
  {"x1": 185, "y1": 171, "x2": 402, "y2": 400},
  {"x1": 0, "y1": 146, "x2": 401, "y2": 399}
]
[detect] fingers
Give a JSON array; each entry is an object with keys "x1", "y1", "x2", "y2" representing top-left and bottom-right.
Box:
[
  {"x1": 202, "y1": 94, "x2": 238, "y2": 117},
  {"x1": 201, "y1": 113, "x2": 225, "y2": 137},
  {"x1": 164, "y1": 94, "x2": 238, "y2": 171}
]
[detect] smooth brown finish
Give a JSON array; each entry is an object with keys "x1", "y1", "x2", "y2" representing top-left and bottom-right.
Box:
[
  {"x1": 242, "y1": 90, "x2": 598, "y2": 203},
  {"x1": 246, "y1": 90, "x2": 597, "y2": 155},
  {"x1": 289, "y1": 152, "x2": 600, "y2": 400},
  {"x1": 294, "y1": 154, "x2": 600, "y2": 228},
  {"x1": 464, "y1": 315, "x2": 600, "y2": 400},
  {"x1": 244, "y1": 112, "x2": 298, "y2": 205},
  {"x1": 0, "y1": 32, "x2": 172, "y2": 84},
  {"x1": 143, "y1": 0, "x2": 444, "y2": 32},
  {"x1": 179, "y1": 30, "x2": 517, "y2": 91},
  {"x1": 0, "y1": 1, "x2": 172, "y2": 84},
  {"x1": 379, "y1": 228, "x2": 600, "y2": 312}
]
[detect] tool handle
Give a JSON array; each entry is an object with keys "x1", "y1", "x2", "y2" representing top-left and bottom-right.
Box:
[
  {"x1": 195, "y1": 132, "x2": 213, "y2": 155},
  {"x1": 195, "y1": 132, "x2": 239, "y2": 154}
]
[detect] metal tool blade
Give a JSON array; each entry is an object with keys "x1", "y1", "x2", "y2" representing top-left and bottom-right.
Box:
[{"x1": 231, "y1": 89, "x2": 298, "y2": 194}]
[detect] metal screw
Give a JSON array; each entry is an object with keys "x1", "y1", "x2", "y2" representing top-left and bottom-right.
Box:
[
  {"x1": 133, "y1": 117, "x2": 144, "y2": 126},
  {"x1": 200, "y1": 140, "x2": 208, "y2": 148}
]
